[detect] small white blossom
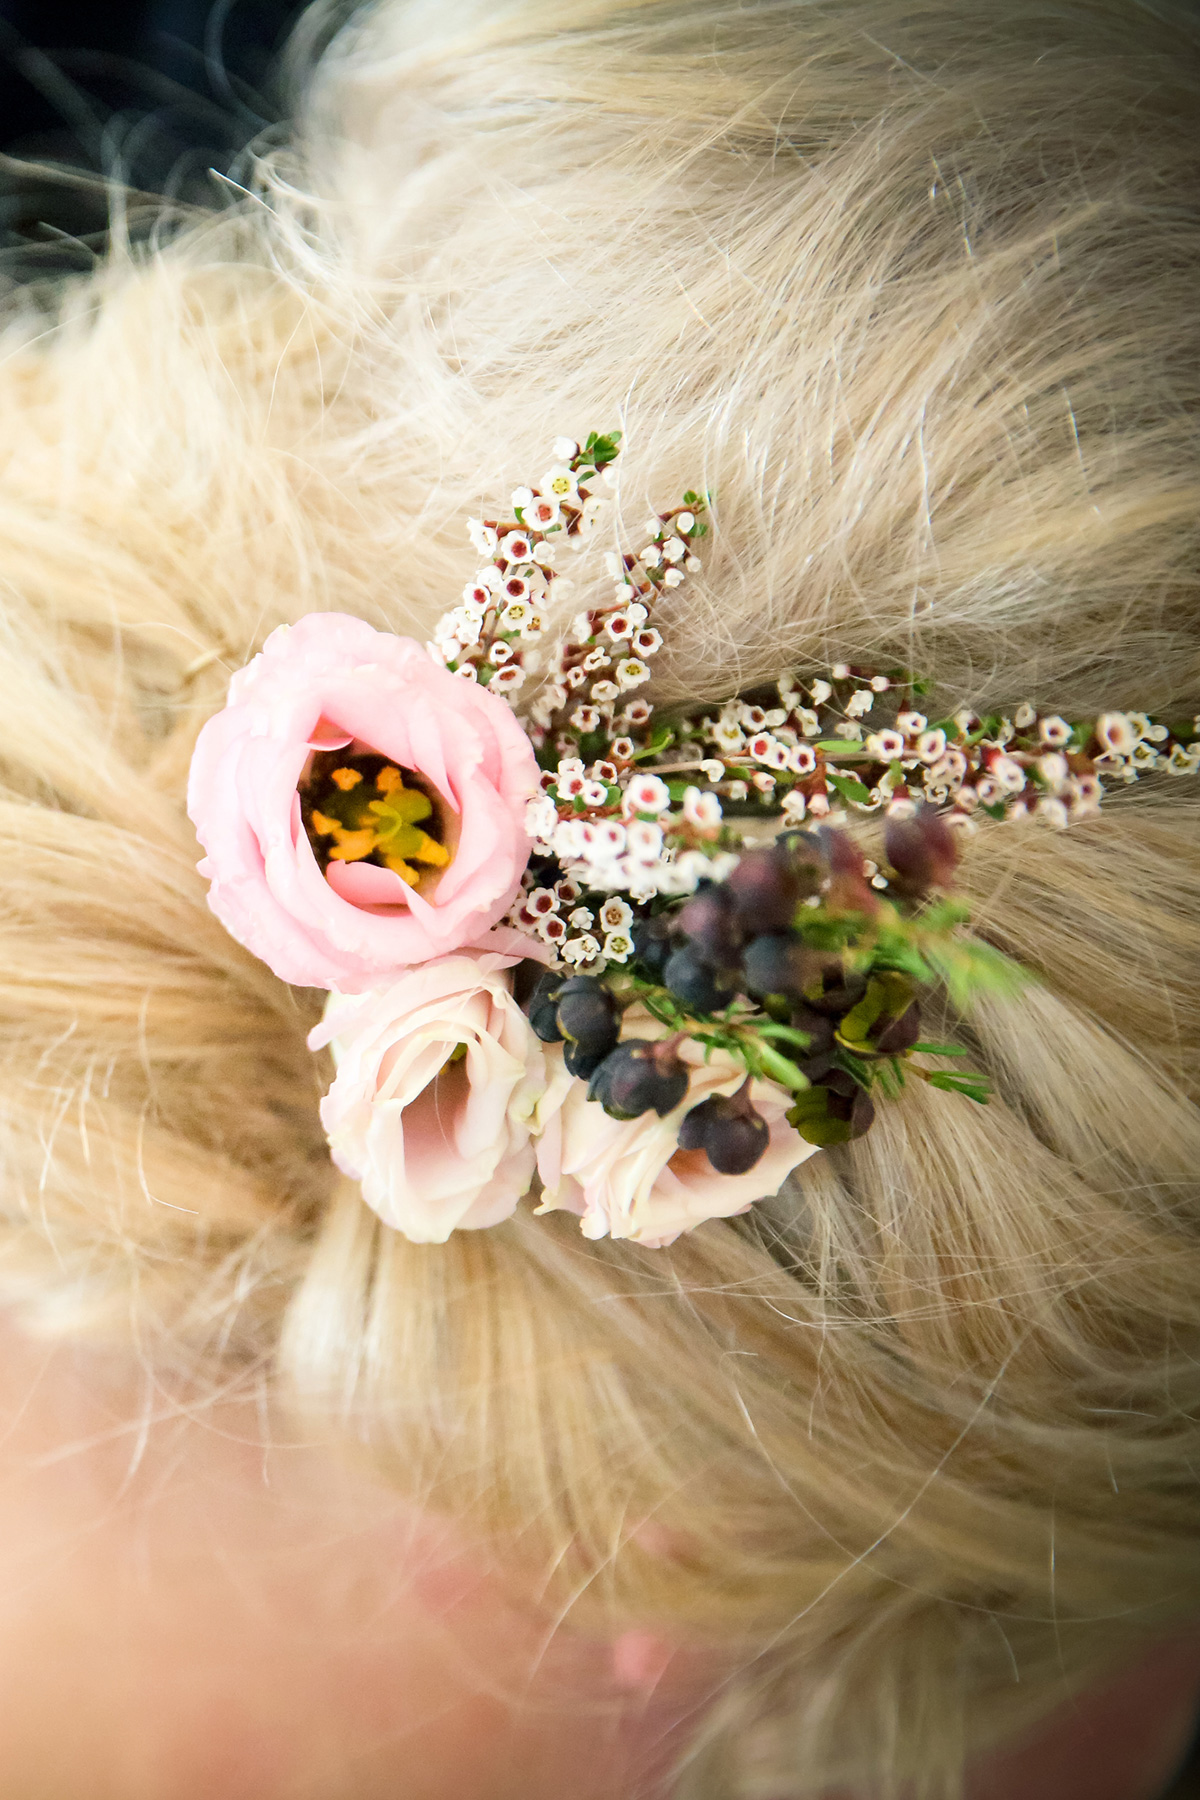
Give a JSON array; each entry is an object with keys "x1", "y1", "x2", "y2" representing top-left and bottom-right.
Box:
[
  {"x1": 1013, "y1": 701, "x2": 1037, "y2": 729},
  {"x1": 992, "y1": 754, "x2": 1027, "y2": 794},
  {"x1": 1095, "y1": 712, "x2": 1137, "y2": 756},
  {"x1": 1036, "y1": 752, "x2": 1070, "y2": 793},
  {"x1": 795, "y1": 708, "x2": 821, "y2": 738},
  {"x1": 571, "y1": 706, "x2": 601, "y2": 733},
  {"x1": 623, "y1": 773, "x2": 671, "y2": 816},
  {"x1": 781, "y1": 788, "x2": 807, "y2": 822},
  {"x1": 633, "y1": 628, "x2": 663, "y2": 657},
  {"x1": 552, "y1": 437, "x2": 579, "y2": 461},
  {"x1": 1146, "y1": 722, "x2": 1170, "y2": 744},
  {"x1": 870, "y1": 675, "x2": 891, "y2": 693},
  {"x1": 581, "y1": 780, "x2": 609, "y2": 807},
  {"x1": 498, "y1": 530, "x2": 535, "y2": 565},
  {"x1": 552, "y1": 820, "x2": 587, "y2": 860},
  {"x1": 603, "y1": 931, "x2": 634, "y2": 963},
  {"x1": 685, "y1": 554, "x2": 702, "y2": 572},
  {"x1": 525, "y1": 886, "x2": 560, "y2": 917},
  {"x1": 604, "y1": 612, "x2": 634, "y2": 642},
  {"x1": 556, "y1": 770, "x2": 587, "y2": 800},
  {"x1": 538, "y1": 915, "x2": 568, "y2": 945},
  {"x1": 1036, "y1": 796, "x2": 1070, "y2": 828},
  {"x1": 662, "y1": 568, "x2": 685, "y2": 588},
  {"x1": 810, "y1": 680, "x2": 833, "y2": 705},
  {"x1": 467, "y1": 518, "x2": 498, "y2": 556},
  {"x1": 833, "y1": 720, "x2": 863, "y2": 740},
  {"x1": 626, "y1": 819, "x2": 665, "y2": 860},
  {"x1": 807, "y1": 790, "x2": 831, "y2": 816},
  {"x1": 582, "y1": 647, "x2": 611, "y2": 674},
  {"x1": 713, "y1": 720, "x2": 745, "y2": 754},
  {"x1": 623, "y1": 699, "x2": 653, "y2": 727},
  {"x1": 570, "y1": 611, "x2": 594, "y2": 645},
  {"x1": 700, "y1": 758, "x2": 725, "y2": 782},
  {"x1": 592, "y1": 760, "x2": 618, "y2": 784},
  {"x1": 525, "y1": 799, "x2": 559, "y2": 845},
  {"x1": 916, "y1": 728, "x2": 947, "y2": 763},
  {"x1": 640, "y1": 545, "x2": 663, "y2": 569},
  {"x1": 454, "y1": 663, "x2": 478, "y2": 681},
  {"x1": 568, "y1": 907, "x2": 595, "y2": 930},
  {"x1": 661, "y1": 536, "x2": 686, "y2": 564},
  {"x1": 682, "y1": 786, "x2": 723, "y2": 829},
  {"x1": 866, "y1": 729, "x2": 906, "y2": 760},
  {"x1": 525, "y1": 494, "x2": 561, "y2": 531},
  {"x1": 490, "y1": 641, "x2": 514, "y2": 665},
  {"x1": 565, "y1": 666, "x2": 588, "y2": 690},
  {"x1": 727, "y1": 780, "x2": 748, "y2": 801},
  {"x1": 1038, "y1": 715, "x2": 1072, "y2": 747},
  {"x1": 831, "y1": 663, "x2": 851, "y2": 680},
  {"x1": 845, "y1": 688, "x2": 874, "y2": 719},
  {"x1": 896, "y1": 711, "x2": 927, "y2": 736},
  {"x1": 676, "y1": 511, "x2": 696, "y2": 533},
  {"x1": 617, "y1": 657, "x2": 651, "y2": 690},
  {"x1": 789, "y1": 744, "x2": 818, "y2": 775},
  {"x1": 541, "y1": 464, "x2": 579, "y2": 504},
  {"x1": 591, "y1": 680, "x2": 621, "y2": 705},
  {"x1": 753, "y1": 772, "x2": 777, "y2": 792},
  {"x1": 599, "y1": 897, "x2": 633, "y2": 933},
  {"x1": 562, "y1": 933, "x2": 602, "y2": 966},
  {"x1": 610, "y1": 737, "x2": 636, "y2": 762}
]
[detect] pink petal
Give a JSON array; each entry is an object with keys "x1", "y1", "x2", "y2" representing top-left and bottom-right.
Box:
[
  {"x1": 325, "y1": 860, "x2": 415, "y2": 910},
  {"x1": 306, "y1": 716, "x2": 354, "y2": 750}
]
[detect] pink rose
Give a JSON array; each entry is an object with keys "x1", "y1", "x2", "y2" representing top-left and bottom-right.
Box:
[
  {"x1": 309, "y1": 953, "x2": 571, "y2": 1242},
  {"x1": 187, "y1": 613, "x2": 540, "y2": 989},
  {"x1": 535, "y1": 1010, "x2": 816, "y2": 1246}
]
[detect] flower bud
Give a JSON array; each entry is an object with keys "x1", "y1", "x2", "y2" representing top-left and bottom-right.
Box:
[
  {"x1": 884, "y1": 802, "x2": 959, "y2": 893},
  {"x1": 588, "y1": 1039, "x2": 690, "y2": 1119},
  {"x1": 819, "y1": 1069, "x2": 876, "y2": 1136},
  {"x1": 872, "y1": 999, "x2": 921, "y2": 1055},
  {"x1": 554, "y1": 975, "x2": 621, "y2": 1057},
  {"x1": 802, "y1": 965, "x2": 869, "y2": 1017},
  {"x1": 677, "y1": 1088, "x2": 770, "y2": 1174},
  {"x1": 663, "y1": 945, "x2": 740, "y2": 1013}
]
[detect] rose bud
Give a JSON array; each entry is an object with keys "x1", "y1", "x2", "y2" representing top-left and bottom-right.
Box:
[
  {"x1": 565, "y1": 1038, "x2": 617, "y2": 1080},
  {"x1": 884, "y1": 802, "x2": 959, "y2": 894},
  {"x1": 872, "y1": 999, "x2": 921, "y2": 1055},
  {"x1": 802, "y1": 965, "x2": 869, "y2": 1017},
  {"x1": 528, "y1": 970, "x2": 566, "y2": 1042},
  {"x1": 588, "y1": 1038, "x2": 691, "y2": 1120},
  {"x1": 674, "y1": 884, "x2": 743, "y2": 968},
  {"x1": 818, "y1": 1068, "x2": 876, "y2": 1137},
  {"x1": 740, "y1": 932, "x2": 808, "y2": 1002},
  {"x1": 663, "y1": 945, "x2": 740, "y2": 1013},
  {"x1": 631, "y1": 915, "x2": 672, "y2": 979},
  {"x1": 724, "y1": 844, "x2": 804, "y2": 933},
  {"x1": 554, "y1": 975, "x2": 621, "y2": 1057},
  {"x1": 789, "y1": 1005, "x2": 836, "y2": 1057},
  {"x1": 677, "y1": 1085, "x2": 770, "y2": 1175}
]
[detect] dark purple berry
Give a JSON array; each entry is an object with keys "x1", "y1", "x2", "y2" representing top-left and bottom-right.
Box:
[
  {"x1": 674, "y1": 884, "x2": 743, "y2": 968},
  {"x1": 663, "y1": 945, "x2": 739, "y2": 1013},
  {"x1": 884, "y1": 802, "x2": 959, "y2": 894},
  {"x1": 554, "y1": 976, "x2": 620, "y2": 1057},
  {"x1": 588, "y1": 1039, "x2": 690, "y2": 1119},
  {"x1": 564, "y1": 1038, "x2": 614, "y2": 1080},
  {"x1": 677, "y1": 1088, "x2": 770, "y2": 1174},
  {"x1": 803, "y1": 966, "x2": 869, "y2": 1017},
  {"x1": 631, "y1": 915, "x2": 671, "y2": 978},
  {"x1": 724, "y1": 844, "x2": 803, "y2": 933},
  {"x1": 528, "y1": 970, "x2": 565, "y2": 1042},
  {"x1": 741, "y1": 933, "x2": 808, "y2": 1002}
]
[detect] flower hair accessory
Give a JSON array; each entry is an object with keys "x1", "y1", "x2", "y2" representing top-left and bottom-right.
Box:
[{"x1": 188, "y1": 433, "x2": 1200, "y2": 1246}]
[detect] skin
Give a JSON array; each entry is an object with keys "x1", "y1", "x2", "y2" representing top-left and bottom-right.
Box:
[{"x1": 0, "y1": 1316, "x2": 1195, "y2": 1800}]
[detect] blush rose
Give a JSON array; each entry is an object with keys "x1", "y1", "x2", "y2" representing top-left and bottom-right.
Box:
[
  {"x1": 310, "y1": 953, "x2": 571, "y2": 1242},
  {"x1": 534, "y1": 1009, "x2": 816, "y2": 1246},
  {"x1": 187, "y1": 613, "x2": 540, "y2": 990}
]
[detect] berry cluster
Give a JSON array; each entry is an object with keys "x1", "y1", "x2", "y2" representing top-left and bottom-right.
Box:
[{"x1": 525, "y1": 810, "x2": 1007, "y2": 1163}]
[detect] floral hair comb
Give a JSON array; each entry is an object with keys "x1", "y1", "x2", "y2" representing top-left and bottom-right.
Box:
[{"x1": 188, "y1": 434, "x2": 1200, "y2": 1246}]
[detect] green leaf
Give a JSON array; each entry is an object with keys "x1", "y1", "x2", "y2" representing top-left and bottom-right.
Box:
[
  {"x1": 827, "y1": 771, "x2": 872, "y2": 805},
  {"x1": 754, "y1": 1043, "x2": 811, "y2": 1092},
  {"x1": 754, "y1": 1021, "x2": 815, "y2": 1051},
  {"x1": 911, "y1": 1042, "x2": 969, "y2": 1057},
  {"x1": 634, "y1": 724, "x2": 676, "y2": 760},
  {"x1": 816, "y1": 738, "x2": 861, "y2": 752},
  {"x1": 927, "y1": 1071, "x2": 991, "y2": 1103}
]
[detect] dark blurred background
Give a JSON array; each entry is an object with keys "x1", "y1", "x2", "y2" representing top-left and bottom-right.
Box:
[
  {"x1": 0, "y1": 0, "x2": 306, "y2": 275},
  {"x1": 2, "y1": 5, "x2": 1200, "y2": 1791}
]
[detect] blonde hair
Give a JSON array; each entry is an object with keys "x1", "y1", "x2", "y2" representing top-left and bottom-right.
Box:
[{"x1": 1, "y1": 0, "x2": 1199, "y2": 1793}]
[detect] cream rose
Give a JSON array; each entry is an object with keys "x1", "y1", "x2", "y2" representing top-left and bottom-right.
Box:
[
  {"x1": 309, "y1": 953, "x2": 569, "y2": 1242},
  {"x1": 534, "y1": 1009, "x2": 817, "y2": 1246}
]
